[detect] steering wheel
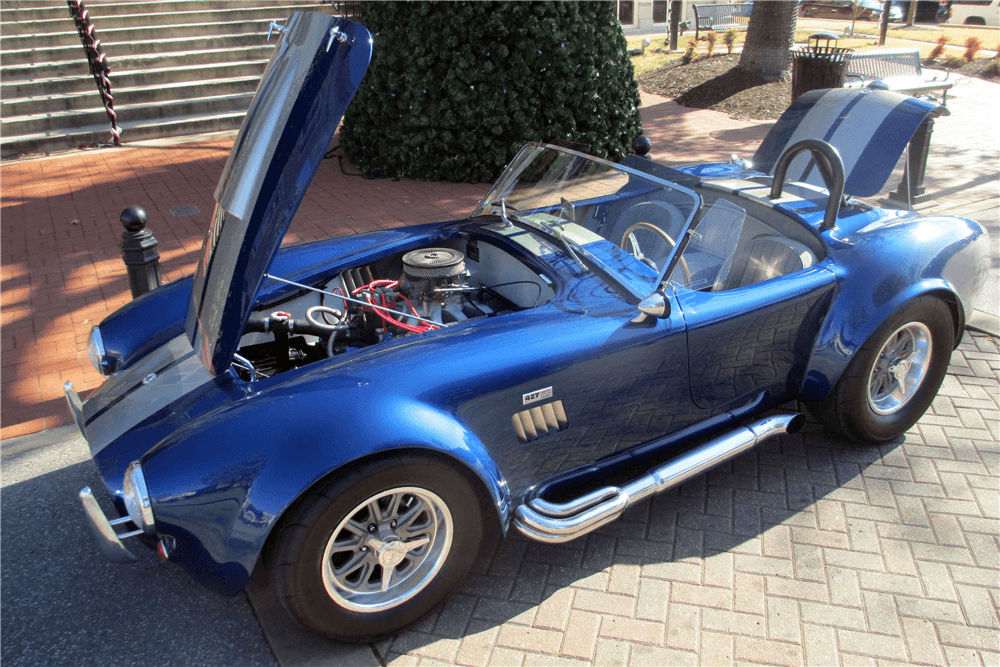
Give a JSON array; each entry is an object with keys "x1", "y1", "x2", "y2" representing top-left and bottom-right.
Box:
[{"x1": 620, "y1": 221, "x2": 692, "y2": 285}]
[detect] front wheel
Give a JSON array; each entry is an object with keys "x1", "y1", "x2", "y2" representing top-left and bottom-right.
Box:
[
  {"x1": 270, "y1": 454, "x2": 484, "y2": 641},
  {"x1": 807, "y1": 297, "x2": 955, "y2": 442}
]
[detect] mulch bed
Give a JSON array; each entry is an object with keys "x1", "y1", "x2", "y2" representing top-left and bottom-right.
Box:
[
  {"x1": 638, "y1": 53, "x2": 999, "y2": 121},
  {"x1": 638, "y1": 55, "x2": 792, "y2": 120},
  {"x1": 947, "y1": 57, "x2": 1000, "y2": 80}
]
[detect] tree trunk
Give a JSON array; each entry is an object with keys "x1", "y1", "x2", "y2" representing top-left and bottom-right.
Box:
[{"x1": 737, "y1": 0, "x2": 799, "y2": 82}]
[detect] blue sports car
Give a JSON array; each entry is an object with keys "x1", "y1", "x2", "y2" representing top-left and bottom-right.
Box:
[{"x1": 66, "y1": 13, "x2": 989, "y2": 641}]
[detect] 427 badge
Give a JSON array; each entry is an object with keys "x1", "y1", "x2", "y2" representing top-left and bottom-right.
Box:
[{"x1": 522, "y1": 386, "x2": 553, "y2": 405}]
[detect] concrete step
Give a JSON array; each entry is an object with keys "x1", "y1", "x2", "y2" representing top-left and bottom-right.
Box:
[
  {"x1": 2, "y1": 73, "x2": 102, "y2": 99},
  {"x1": 3, "y1": 73, "x2": 262, "y2": 117},
  {"x1": 2, "y1": 50, "x2": 268, "y2": 84},
  {"x1": 2, "y1": 36, "x2": 274, "y2": 66},
  {"x1": 1, "y1": 3, "x2": 327, "y2": 32},
  {"x1": 0, "y1": 60, "x2": 267, "y2": 102},
  {"x1": 2, "y1": 19, "x2": 277, "y2": 50},
  {"x1": 1, "y1": 110, "x2": 246, "y2": 159},
  {"x1": 1, "y1": 44, "x2": 93, "y2": 68},
  {"x1": 2, "y1": 0, "x2": 68, "y2": 9},
  {"x1": 0, "y1": 5, "x2": 71, "y2": 24},
  {"x1": 1, "y1": 0, "x2": 338, "y2": 157},
  {"x1": 1, "y1": 55, "x2": 265, "y2": 97},
  {"x1": 80, "y1": 0, "x2": 328, "y2": 18},
  {"x1": 1, "y1": 14, "x2": 84, "y2": 35},
  {"x1": 82, "y1": 4, "x2": 330, "y2": 28},
  {"x1": 3, "y1": 90, "x2": 254, "y2": 137}
]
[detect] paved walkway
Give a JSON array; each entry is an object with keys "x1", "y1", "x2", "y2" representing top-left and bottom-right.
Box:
[{"x1": 1, "y1": 76, "x2": 998, "y2": 665}]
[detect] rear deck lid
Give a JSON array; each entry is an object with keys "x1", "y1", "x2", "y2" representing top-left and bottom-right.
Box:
[
  {"x1": 752, "y1": 87, "x2": 947, "y2": 197},
  {"x1": 185, "y1": 13, "x2": 372, "y2": 374}
]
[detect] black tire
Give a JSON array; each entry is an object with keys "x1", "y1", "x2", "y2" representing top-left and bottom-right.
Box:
[
  {"x1": 271, "y1": 453, "x2": 484, "y2": 641},
  {"x1": 807, "y1": 297, "x2": 955, "y2": 442}
]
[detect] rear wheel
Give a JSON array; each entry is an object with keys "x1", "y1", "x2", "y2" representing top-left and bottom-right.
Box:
[
  {"x1": 807, "y1": 297, "x2": 954, "y2": 442},
  {"x1": 271, "y1": 454, "x2": 484, "y2": 641}
]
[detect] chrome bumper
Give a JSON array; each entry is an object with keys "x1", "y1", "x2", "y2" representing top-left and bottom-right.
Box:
[
  {"x1": 67, "y1": 382, "x2": 142, "y2": 563},
  {"x1": 63, "y1": 381, "x2": 85, "y2": 435},
  {"x1": 79, "y1": 487, "x2": 140, "y2": 563}
]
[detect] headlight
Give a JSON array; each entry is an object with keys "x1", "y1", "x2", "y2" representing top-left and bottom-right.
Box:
[
  {"x1": 87, "y1": 326, "x2": 109, "y2": 376},
  {"x1": 122, "y1": 461, "x2": 155, "y2": 533}
]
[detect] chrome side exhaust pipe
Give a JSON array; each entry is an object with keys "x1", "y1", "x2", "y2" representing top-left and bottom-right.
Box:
[{"x1": 514, "y1": 413, "x2": 806, "y2": 543}]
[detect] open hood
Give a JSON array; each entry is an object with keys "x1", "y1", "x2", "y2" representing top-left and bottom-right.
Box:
[
  {"x1": 184, "y1": 13, "x2": 372, "y2": 375},
  {"x1": 752, "y1": 88, "x2": 948, "y2": 198}
]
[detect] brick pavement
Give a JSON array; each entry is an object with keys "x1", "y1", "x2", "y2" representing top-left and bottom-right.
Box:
[{"x1": 360, "y1": 331, "x2": 998, "y2": 666}]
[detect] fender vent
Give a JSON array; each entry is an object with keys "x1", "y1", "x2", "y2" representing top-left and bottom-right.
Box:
[{"x1": 512, "y1": 401, "x2": 568, "y2": 443}]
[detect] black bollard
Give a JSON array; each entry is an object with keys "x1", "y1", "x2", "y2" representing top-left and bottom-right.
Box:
[
  {"x1": 633, "y1": 134, "x2": 652, "y2": 159},
  {"x1": 119, "y1": 206, "x2": 162, "y2": 298}
]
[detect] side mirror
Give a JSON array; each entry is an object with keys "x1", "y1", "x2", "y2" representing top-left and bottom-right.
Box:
[{"x1": 631, "y1": 291, "x2": 670, "y2": 323}]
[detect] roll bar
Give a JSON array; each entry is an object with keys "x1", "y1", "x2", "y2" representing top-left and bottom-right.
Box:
[{"x1": 769, "y1": 138, "x2": 845, "y2": 232}]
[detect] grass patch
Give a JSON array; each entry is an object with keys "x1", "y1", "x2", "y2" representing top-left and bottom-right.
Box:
[{"x1": 628, "y1": 31, "x2": 745, "y2": 77}]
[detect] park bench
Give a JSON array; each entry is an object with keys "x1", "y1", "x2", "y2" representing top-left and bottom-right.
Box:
[
  {"x1": 692, "y1": 3, "x2": 752, "y2": 41},
  {"x1": 844, "y1": 48, "x2": 953, "y2": 105}
]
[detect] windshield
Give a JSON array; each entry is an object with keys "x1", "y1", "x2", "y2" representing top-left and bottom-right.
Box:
[{"x1": 473, "y1": 144, "x2": 700, "y2": 295}]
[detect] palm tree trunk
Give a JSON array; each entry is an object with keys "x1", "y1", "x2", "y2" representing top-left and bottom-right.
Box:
[{"x1": 737, "y1": 0, "x2": 799, "y2": 82}]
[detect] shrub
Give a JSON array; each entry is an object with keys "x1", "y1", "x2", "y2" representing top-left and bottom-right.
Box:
[
  {"x1": 963, "y1": 36, "x2": 983, "y2": 62},
  {"x1": 705, "y1": 30, "x2": 717, "y2": 57},
  {"x1": 928, "y1": 35, "x2": 947, "y2": 60},
  {"x1": 682, "y1": 39, "x2": 697, "y2": 64},
  {"x1": 723, "y1": 29, "x2": 737, "y2": 55},
  {"x1": 340, "y1": 2, "x2": 642, "y2": 183},
  {"x1": 945, "y1": 54, "x2": 965, "y2": 69}
]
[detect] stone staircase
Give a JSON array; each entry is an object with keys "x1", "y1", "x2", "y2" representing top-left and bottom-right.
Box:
[{"x1": 1, "y1": 0, "x2": 336, "y2": 159}]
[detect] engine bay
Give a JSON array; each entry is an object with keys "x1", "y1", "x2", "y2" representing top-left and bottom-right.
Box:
[{"x1": 233, "y1": 234, "x2": 556, "y2": 380}]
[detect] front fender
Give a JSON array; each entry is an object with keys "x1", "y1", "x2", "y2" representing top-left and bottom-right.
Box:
[
  {"x1": 800, "y1": 214, "x2": 989, "y2": 401},
  {"x1": 139, "y1": 386, "x2": 509, "y2": 596}
]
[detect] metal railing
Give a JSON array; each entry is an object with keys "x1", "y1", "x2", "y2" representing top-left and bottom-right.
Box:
[
  {"x1": 67, "y1": 0, "x2": 121, "y2": 145},
  {"x1": 331, "y1": 1, "x2": 363, "y2": 21}
]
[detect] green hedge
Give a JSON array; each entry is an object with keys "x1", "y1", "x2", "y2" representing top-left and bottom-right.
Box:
[{"x1": 340, "y1": 1, "x2": 641, "y2": 183}]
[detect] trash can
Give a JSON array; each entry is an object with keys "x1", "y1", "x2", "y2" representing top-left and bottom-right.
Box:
[{"x1": 791, "y1": 33, "x2": 854, "y2": 101}]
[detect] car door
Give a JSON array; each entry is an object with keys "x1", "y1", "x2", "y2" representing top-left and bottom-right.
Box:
[
  {"x1": 467, "y1": 273, "x2": 701, "y2": 496},
  {"x1": 664, "y1": 195, "x2": 838, "y2": 411},
  {"x1": 676, "y1": 267, "x2": 837, "y2": 409}
]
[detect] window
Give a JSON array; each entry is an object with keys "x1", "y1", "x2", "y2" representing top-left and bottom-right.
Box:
[
  {"x1": 618, "y1": 1, "x2": 635, "y2": 25},
  {"x1": 653, "y1": 0, "x2": 668, "y2": 23}
]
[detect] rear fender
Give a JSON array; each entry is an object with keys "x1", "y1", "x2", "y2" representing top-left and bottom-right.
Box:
[
  {"x1": 801, "y1": 281, "x2": 961, "y2": 401},
  {"x1": 139, "y1": 389, "x2": 509, "y2": 596},
  {"x1": 800, "y1": 214, "x2": 988, "y2": 401}
]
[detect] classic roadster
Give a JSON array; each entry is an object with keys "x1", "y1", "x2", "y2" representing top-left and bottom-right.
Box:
[{"x1": 66, "y1": 13, "x2": 988, "y2": 641}]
